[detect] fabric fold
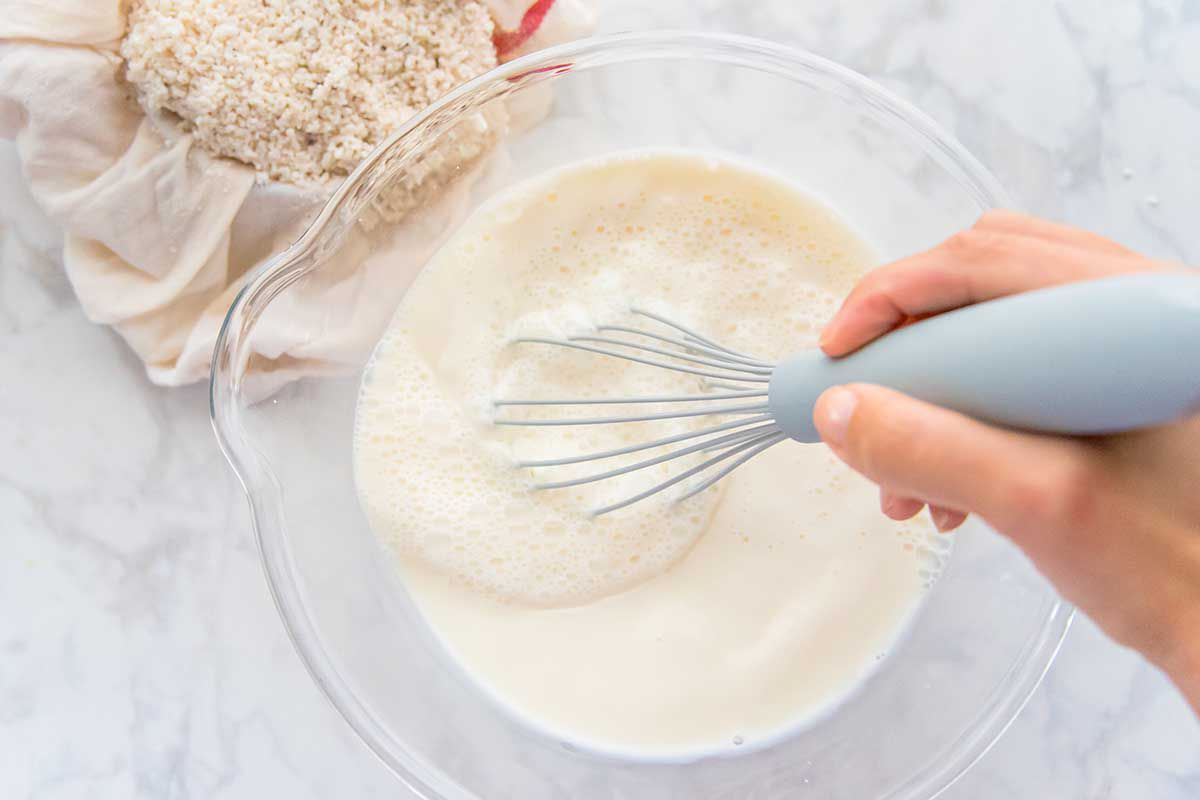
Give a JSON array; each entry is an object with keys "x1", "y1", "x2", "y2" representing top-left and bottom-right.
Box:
[{"x1": 0, "y1": 0, "x2": 593, "y2": 388}]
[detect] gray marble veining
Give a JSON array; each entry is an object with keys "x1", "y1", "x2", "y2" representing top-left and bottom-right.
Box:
[{"x1": 2, "y1": 1, "x2": 1199, "y2": 798}]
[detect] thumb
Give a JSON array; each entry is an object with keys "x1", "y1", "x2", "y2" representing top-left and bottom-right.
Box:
[{"x1": 812, "y1": 383, "x2": 1086, "y2": 532}]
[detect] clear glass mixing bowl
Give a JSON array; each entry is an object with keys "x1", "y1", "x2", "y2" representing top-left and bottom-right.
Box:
[{"x1": 211, "y1": 32, "x2": 1072, "y2": 800}]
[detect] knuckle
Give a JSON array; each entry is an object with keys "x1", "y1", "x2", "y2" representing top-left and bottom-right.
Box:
[
  {"x1": 942, "y1": 229, "x2": 977, "y2": 259},
  {"x1": 1003, "y1": 454, "x2": 1099, "y2": 530},
  {"x1": 1049, "y1": 457, "x2": 1101, "y2": 527},
  {"x1": 976, "y1": 208, "x2": 1024, "y2": 229},
  {"x1": 943, "y1": 227, "x2": 1006, "y2": 262}
]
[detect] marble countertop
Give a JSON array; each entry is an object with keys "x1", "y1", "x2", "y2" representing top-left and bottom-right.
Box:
[{"x1": 3, "y1": 0, "x2": 1199, "y2": 797}]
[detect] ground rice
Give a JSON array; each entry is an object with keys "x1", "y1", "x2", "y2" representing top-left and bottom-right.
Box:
[{"x1": 121, "y1": 0, "x2": 500, "y2": 185}]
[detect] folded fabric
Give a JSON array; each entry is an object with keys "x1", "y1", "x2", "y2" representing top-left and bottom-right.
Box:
[{"x1": 0, "y1": 0, "x2": 593, "y2": 392}]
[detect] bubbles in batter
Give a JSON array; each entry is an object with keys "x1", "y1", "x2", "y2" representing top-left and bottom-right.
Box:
[
  {"x1": 353, "y1": 151, "x2": 951, "y2": 756},
  {"x1": 355, "y1": 151, "x2": 915, "y2": 609},
  {"x1": 355, "y1": 324, "x2": 724, "y2": 607}
]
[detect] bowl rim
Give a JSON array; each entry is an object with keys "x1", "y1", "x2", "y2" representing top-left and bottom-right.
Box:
[{"x1": 209, "y1": 29, "x2": 1074, "y2": 800}]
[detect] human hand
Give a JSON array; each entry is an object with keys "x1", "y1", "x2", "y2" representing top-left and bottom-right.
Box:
[{"x1": 812, "y1": 211, "x2": 1200, "y2": 712}]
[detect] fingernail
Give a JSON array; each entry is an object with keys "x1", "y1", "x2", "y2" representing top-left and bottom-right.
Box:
[
  {"x1": 816, "y1": 386, "x2": 858, "y2": 447},
  {"x1": 930, "y1": 507, "x2": 954, "y2": 532},
  {"x1": 817, "y1": 317, "x2": 840, "y2": 351}
]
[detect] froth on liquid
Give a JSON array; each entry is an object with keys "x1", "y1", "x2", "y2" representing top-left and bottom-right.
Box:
[{"x1": 353, "y1": 151, "x2": 951, "y2": 757}]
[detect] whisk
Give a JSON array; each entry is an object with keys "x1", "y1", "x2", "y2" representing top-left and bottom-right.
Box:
[{"x1": 495, "y1": 272, "x2": 1200, "y2": 515}]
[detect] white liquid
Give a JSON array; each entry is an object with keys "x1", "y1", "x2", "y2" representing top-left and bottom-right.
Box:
[{"x1": 354, "y1": 152, "x2": 949, "y2": 758}]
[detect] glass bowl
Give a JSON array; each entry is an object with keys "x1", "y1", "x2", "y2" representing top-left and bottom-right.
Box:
[{"x1": 211, "y1": 31, "x2": 1072, "y2": 800}]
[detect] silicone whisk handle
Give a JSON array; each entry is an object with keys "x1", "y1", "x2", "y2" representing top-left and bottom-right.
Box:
[{"x1": 769, "y1": 271, "x2": 1200, "y2": 443}]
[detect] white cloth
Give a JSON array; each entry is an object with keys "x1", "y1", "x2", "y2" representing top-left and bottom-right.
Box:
[{"x1": 0, "y1": 1, "x2": 592, "y2": 391}]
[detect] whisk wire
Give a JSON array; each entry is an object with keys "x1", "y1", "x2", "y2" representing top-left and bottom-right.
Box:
[
  {"x1": 699, "y1": 424, "x2": 775, "y2": 452},
  {"x1": 676, "y1": 432, "x2": 787, "y2": 503},
  {"x1": 630, "y1": 307, "x2": 759, "y2": 361},
  {"x1": 510, "y1": 337, "x2": 770, "y2": 383},
  {"x1": 495, "y1": 389, "x2": 766, "y2": 408},
  {"x1": 499, "y1": 309, "x2": 788, "y2": 515},
  {"x1": 567, "y1": 335, "x2": 773, "y2": 374},
  {"x1": 594, "y1": 325, "x2": 772, "y2": 368},
  {"x1": 531, "y1": 423, "x2": 782, "y2": 490},
  {"x1": 590, "y1": 429, "x2": 782, "y2": 517},
  {"x1": 494, "y1": 401, "x2": 770, "y2": 427},
  {"x1": 515, "y1": 414, "x2": 775, "y2": 467},
  {"x1": 705, "y1": 380, "x2": 757, "y2": 392}
]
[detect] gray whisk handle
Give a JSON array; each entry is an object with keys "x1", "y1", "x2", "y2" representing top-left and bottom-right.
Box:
[{"x1": 769, "y1": 271, "x2": 1200, "y2": 442}]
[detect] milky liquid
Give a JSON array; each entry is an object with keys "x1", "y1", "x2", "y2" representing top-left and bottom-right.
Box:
[{"x1": 353, "y1": 151, "x2": 950, "y2": 758}]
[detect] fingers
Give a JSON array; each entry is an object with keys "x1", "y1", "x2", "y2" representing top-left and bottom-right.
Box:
[
  {"x1": 819, "y1": 211, "x2": 1157, "y2": 357},
  {"x1": 879, "y1": 489, "x2": 966, "y2": 532},
  {"x1": 880, "y1": 489, "x2": 923, "y2": 520},
  {"x1": 975, "y1": 209, "x2": 1134, "y2": 255},
  {"x1": 813, "y1": 383, "x2": 1089, "y2": 533},
  {"x1": 928, "y1": 506, "x2": 968, "y2": 533}
]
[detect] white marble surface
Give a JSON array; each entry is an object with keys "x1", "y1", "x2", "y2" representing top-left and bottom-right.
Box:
[{"x1": 3, "y1": 0, "x2": 1200, "y2": 797}]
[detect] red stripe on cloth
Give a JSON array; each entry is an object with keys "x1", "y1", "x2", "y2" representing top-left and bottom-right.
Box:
[{"x1": 493, "y1": 0, "x2": 557, "y2": 58}]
